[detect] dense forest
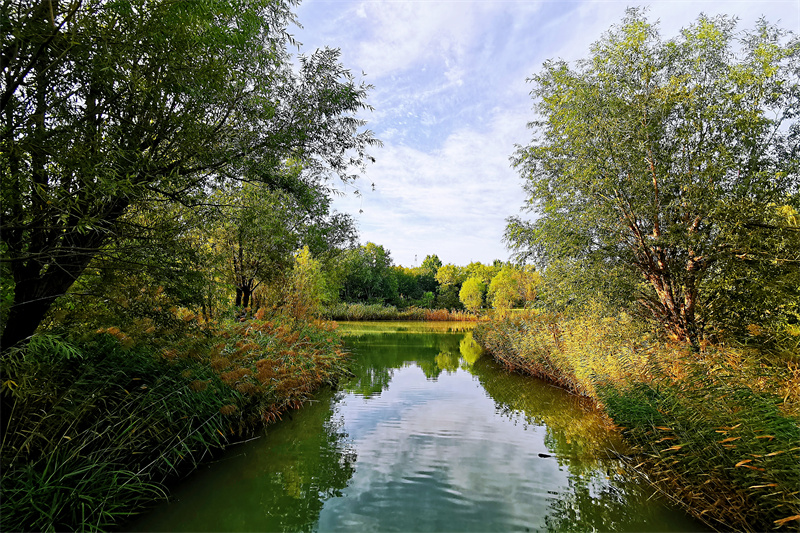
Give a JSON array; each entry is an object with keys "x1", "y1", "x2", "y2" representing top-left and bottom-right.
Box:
[{"x1": 1, "y1": 1, "x2": 798, "y2": 532}]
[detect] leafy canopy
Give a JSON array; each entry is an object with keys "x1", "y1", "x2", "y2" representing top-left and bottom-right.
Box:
[
  {"x1": 0, "y1": 0, "x2": 378, "y2": 347},
  {"x1": 507, "y1": 9, "x2": 799, "y2": 344}
]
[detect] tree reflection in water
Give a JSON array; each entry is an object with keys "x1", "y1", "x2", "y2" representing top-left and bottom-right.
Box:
[{"x1": 132, "y1": 323, "x2": 704, "y2": 532}]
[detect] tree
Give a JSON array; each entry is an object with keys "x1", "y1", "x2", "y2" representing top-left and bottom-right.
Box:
[
  {"x1": 507, "y1": 10, "x2": 799, "y2": 345},
  {"x1": 339, "y1": 243, "x2": 398, "y2": 303},
  {"x1": 434, "y1": 263, "x2": 466, "y2": 309},
  {"x1": 488, "y1": 266, "x2": 520, "y2": 314},
  {"x1": 210, "y1": 180, "x2": 355, "y2": 310},
  {"x1": 419, "y1": 255, "x2": 443, "y2": 277},
  {"x1": 435, "y1": 264, "x2": 466, "y2": 287},
  {"x1": 0, "y1": 0, "x2": 378, "y2": 348},
  {"x1": 459, "y1": 277, "x2": 486, "y2": 313}
]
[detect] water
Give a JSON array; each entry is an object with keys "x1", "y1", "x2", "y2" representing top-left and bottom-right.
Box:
[{"x1": 129, "y1": 321, "x2": 706, "y2": 532}]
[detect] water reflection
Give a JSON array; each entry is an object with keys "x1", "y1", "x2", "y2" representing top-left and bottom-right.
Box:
[
  {"x1": 129, "y1": 322, "x2": 704, "y2": 532},
  {"x1": 128, "y1": 389, "x2": 357, "y2": 532}
]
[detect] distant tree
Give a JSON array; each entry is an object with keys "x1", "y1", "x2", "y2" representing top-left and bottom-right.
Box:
[
  {"x1": 434, "y1": 263, "x2": 466, "y2": 309},
  {"x1": 507, "y1": 10, "x2": 800, "y2": 345},
  {"x1": 283, "y1": 246, "x2": 327, "y2": 318},
  {"x1": 0, "y1": 0, "x2": 378, "y2": 348},
  {"x1": 488, "y1": 266, "x2": 520, "y2": 314},
  {"x1": 459, "y1": 277, "x2": 486, "y2": 313},
  {"x1": 515, "y1": 265, "x2": 543, "y2": 307},
  {"x1": 419, "y1": 255, "x2": 443, "y2": 277},
  {"x1": 435, "y1": 264, "x2": 466, "y2": 287},
  {"x1": 464, "y1": 262, "x2": 499, "y2": 286},
  {"x1": 339, "y1": 243, "x2": 398, "y2": 303}
]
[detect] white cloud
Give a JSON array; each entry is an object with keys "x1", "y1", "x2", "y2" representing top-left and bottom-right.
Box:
[{"x1": 295, "y1": 0, "x2": 798, "y2": 267}]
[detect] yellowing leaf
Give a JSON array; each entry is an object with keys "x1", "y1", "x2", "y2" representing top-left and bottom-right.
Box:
[
  {"x1": 735, "y1": 459, "x2": 753, "y2": 467},
  {"x1": 774, "y1": 515, "x2": 800, "y2": 527},
  {"x1": 719, "y1": 437, "x2": 741, "y2": 443}
]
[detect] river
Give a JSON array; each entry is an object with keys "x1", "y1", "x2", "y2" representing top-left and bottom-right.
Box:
[{"x1": 129, "y1": 321, "x2": 706, "y2": 532}]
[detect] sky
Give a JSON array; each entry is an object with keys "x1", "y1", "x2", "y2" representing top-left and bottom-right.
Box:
[{"x1": 291, "y1": 0, "x2": 800, "y2": 268}]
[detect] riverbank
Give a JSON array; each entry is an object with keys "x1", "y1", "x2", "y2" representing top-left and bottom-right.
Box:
[
  {"x1": 474, "y1": 310, "x2": 800, "y2": 532},
  {"x1": 0, "y1": 309, "x2": 348, "y2": 532},
  {"x1": 321, "y1": 302, "x2": 478, "y2": 322}
]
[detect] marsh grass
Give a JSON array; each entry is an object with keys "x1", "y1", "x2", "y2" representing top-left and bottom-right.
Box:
[
  {"x1": 0, "y1": 310, "x2": 348, "y2": 532},
  {"x1": 475, "y1": 309, "x2": 800, "y2": 532},
  {"x1": 322, "y1": 302, "x2": 478, "y2": 322}
]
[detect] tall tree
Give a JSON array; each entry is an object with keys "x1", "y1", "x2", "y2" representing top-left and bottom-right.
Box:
[
  {"x1": 507, "y1": 10, "x2": 799, "y2": 345},
  {"x1": 0, "y1": 0, "x2": 378, "y2": 348},
  {"x1": 459, "y1": 277, "x2": 485, "y2": 313}
]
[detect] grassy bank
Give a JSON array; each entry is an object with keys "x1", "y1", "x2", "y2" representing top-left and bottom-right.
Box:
[
  {"x1": 321, "y1": 302, "x2": 477, "y2": 322},
  {"x1": 0, "y1": 309, "x2": 348, "y2": 532},
  {"x1": 474, "y1": 310, "x2": 800, "y2": 532}
]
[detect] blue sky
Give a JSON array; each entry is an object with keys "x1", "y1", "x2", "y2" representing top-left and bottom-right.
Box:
[{"x1": 292, "y1": 0, "x2": 799, "y2": 268}]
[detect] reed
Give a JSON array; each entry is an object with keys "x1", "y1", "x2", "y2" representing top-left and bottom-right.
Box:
[
  {"x1": 321, "y1": 302, "x2": 480, "y2": 322},
  {"x1": 474, "y1": 309, "x2": 800, "y2": 531},
  {"x1": 0, "y1": 309, "x2": 348, "y2": 532}
]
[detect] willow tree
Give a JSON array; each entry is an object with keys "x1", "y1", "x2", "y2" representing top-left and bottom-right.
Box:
[
  {"x1": 507, "y1": 10, "x2": 799, "y2": 345},
  {"x1": 0, "y1": 0, "x2": 378, "y2": 348},
  {"x1": 211, "y1": 180, "x2": 355, "y2": 310}
]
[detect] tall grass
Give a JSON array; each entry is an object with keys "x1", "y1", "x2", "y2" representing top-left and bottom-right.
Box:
[
  {"x1": 475, "y1": 308, "x2": 800, "y2": 532},
  {"x1": 322, "y1": 302, "x2": 478, "y2": 322},
  {"x1": 0, "y1": 310, "x2": 348, "y2": 532}
]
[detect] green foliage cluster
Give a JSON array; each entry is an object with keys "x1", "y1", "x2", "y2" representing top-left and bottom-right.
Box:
[
  {"x1": 1, "y1": 0, "x2": 378, "y2": 348},
  {"x1": 475, "y1": 312, "x2": 800, "y2": 531},
  {"x1": 329, "y1": 249, "x2": 541, "y2": 317}
]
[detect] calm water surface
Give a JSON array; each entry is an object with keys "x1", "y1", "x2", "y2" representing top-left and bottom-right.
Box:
[{"x1": 130, "y1": 322, "x2": 706, "y2": 532}]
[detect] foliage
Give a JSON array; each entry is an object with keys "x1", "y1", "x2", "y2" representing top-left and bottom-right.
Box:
[
  {"x1": 475, "y1": 311, "x2": 800, "y2": 531},
  {"x1": 0, "y1": 310, "x2": 348, "y2": 532},
  {"x1": 507, "y1": 9, "x2": 800, "y2": 345},
  {"x1": 338, "y1": 243, "x2": 398, "y2": 304},
  {"x1": 435, "y1": 263, "x2": 467, "y2": 287},
  {"x1": 0, "y1": 0, "x2": 378, "y2": 348},
  {"x1": 459, "y1": 277, "x2": 486, "y2": 313},
  {"x1": 207, "y1": 182, "x2": 355, "y2": 309},
  {"x1": 321, "y1": 302, "x2": 477, "y2": 322},
  {"x1": 487, "y1": 265, "x2": 541, "y2": 314},
  {"x1": 419, "y1": 254, "x2": 443, "y2": 278}
]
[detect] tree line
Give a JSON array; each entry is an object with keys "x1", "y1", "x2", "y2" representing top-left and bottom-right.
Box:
[{"x1": 324, "y1": 245, "x2": 540, "y2": 314}]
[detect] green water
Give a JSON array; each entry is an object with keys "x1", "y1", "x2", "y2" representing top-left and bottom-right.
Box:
[{"x1": 129, "y1": 322, "x2": 705, "y2": 532}]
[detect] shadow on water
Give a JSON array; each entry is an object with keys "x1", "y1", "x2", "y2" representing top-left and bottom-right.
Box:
[{"x1": 128, "y1": 322, "x2": 706, "y2": 532}]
